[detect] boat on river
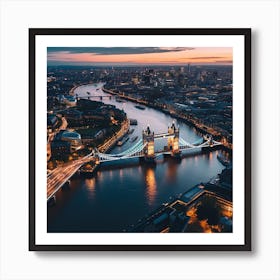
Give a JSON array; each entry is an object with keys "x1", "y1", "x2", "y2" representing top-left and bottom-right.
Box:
[
  {"x1": 117, "y1": 136, "x2": 130, "y2": 146},
  {"x1": 116, "y1": 97, "x2": 126, "y2": 103},
  {"x1": 130, "y1": 136, "x2": 138, "y2": 143},
  {"x1": 128, "y1": 129, "x2": 135, "y2": 134},
  {"x1": 134, "y1": 105, "x2": 145, "y2": 110},
  {"x1": 129, "y1": 119, "x2": 138, "y2": 125},
  {"x1": 80, "y1": 162, "x2": 96, "y2": 178}
]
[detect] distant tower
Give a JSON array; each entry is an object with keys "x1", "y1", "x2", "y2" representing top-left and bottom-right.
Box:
[{"x1": 187, "y1": 63, "x2": 191, "y2": 73}]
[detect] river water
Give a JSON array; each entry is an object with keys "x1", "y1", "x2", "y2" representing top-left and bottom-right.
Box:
[{"x1": 47, "y1": 83, "x2": 226, "y2": 232}]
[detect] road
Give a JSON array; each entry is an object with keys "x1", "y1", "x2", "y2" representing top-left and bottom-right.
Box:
[
  {"x1": 47, "y1": 154, "x2": 93, "y2": 200},
  {"x1": 47, "y1": 118, "x2": 129, "y2": 201}
]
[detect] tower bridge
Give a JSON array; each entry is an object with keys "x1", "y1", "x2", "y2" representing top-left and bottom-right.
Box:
[
  {"x1": 47, "y1": 123, "x2": 222, "y2": 202},
  {"x1": 95, "y1": 122, "x2": 220, "y2": 164}
]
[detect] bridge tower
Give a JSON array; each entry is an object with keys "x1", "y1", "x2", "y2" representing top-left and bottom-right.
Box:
[
  {"x1": 142, "y1": 125, "x2": 156, "y2": 163},
  {"x1": 202, "y1": 134, "x2": 215, "y2": 151},
  {"x1": 203, "y1": 134, "x2": 214, "y2": 147},
  {"x1": 167, "y1": 122, "x2": 181, "y2": 158},
  {"x1": 208, "y1": 135, "x2": 214, "y2": 147}
]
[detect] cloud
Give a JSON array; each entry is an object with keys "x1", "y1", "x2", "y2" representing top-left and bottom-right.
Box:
[
  {"x1": 188, "y1": 56, "x2": 226, "y2": 60},
  {"x1": 214, "y1": 60, "x2": 232, "y2": 64},
  {"x1": 47, "y1": 47, "x2": 194, "y2": 55}
]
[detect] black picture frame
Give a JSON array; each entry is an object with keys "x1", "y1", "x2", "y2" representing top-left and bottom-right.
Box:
[{"x1": 29, "y1": 28, "x2": 251, "y2": 251}]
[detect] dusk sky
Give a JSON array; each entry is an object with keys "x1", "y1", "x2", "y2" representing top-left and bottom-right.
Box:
[{"x1": 47, "y1": 47, "x2": 232, "y2": 66}]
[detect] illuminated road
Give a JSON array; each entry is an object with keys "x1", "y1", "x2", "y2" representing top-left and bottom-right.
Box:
[
  {"x1": 47, "y1": 119, "x2": 129, "y2": 201},
  {"x1": 47, "y1": 154, "x2": 93, "y2": 201}
]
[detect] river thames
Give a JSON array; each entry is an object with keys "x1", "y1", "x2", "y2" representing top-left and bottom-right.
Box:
[{"x1": 47, "y1": 83, "x2": 226, "y2": 232}]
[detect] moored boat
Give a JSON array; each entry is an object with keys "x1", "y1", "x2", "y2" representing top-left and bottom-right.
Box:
[
  {"x1": 117, "y1": 136, "x2": 130, "y2": 146},
  {"x1": 129, "y1": 119, "x2": 138, "y2": 125},
  {"x1": 134, "y1": 105, "x2": 145, "y2": 110},
  {"x1": 130, "y1": 136, "x2": 138, "y2": 143}
]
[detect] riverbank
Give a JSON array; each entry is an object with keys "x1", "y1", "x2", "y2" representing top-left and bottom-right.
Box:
[
  {"x1": 128, "y1": 181, "x2": 232, "y2": 233},
  {"x1": 97, "y1": 119, "x2": 130, "y2": 153},
  {"x1": 101, "y1": 87, "x2": 117, "y2": 96},
  {"x1": 72, "y1": 82, "x2": 231, "y2": 154},
  {"x1": 71, "y1": 84, "x2": 130, "y2": 154},
  {"x1": 71, "y1": 119, "x2": 130, "y2": 179},
  {"x1": 69, "y1": 84, "x2": 80, "y2": 96},
  {"x1": 69, "y1": 82, "x2": 97, "y2": 96}
]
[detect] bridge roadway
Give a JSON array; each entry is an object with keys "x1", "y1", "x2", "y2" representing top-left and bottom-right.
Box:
[
  {"x1": 154, "y1": 132, "x2": 175, "y2": 139},
  {"x1": 47, "y1": 153, "x2": 93, "y2": 201},
  {"x1": 156, "y1": 142, "x2": 221, "y2": 156}
]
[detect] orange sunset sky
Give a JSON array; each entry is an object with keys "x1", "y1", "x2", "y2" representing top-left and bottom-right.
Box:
[{"x1": 47, "y1": 47, "x2": 232, "y2": 66}]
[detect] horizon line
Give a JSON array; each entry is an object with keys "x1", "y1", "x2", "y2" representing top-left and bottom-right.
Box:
[{"x1": 47, "y1": 63, "x2": 232, "y2": 67}]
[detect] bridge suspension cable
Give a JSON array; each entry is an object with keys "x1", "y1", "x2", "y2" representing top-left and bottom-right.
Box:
[
  {"x1": 108, "y1": 139, "x2": 143, "y2": 157},
  {"x1": 97, "y1": 142, "x2": 147, "y2": 161},
  {"x1": 179, "y1": 137, "x2": 196, "y2": 148},
  {"x1": 96, "y1": 133, "x2": 222, "y2": 163},
  {"x1": 192, "y1": 138, "x2": 204, "y2": 145},
  {"x1": 179, "y1": 137, "x2": 221, "y2": 149}
]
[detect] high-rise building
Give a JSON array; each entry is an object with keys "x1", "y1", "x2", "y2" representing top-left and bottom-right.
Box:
[{"x1": 131, "y1": 76, "x2": 139, "y2": 85}]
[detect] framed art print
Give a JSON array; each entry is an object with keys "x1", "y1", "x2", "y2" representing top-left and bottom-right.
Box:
[{"x1": 29, "y1": 28, "x2": 251, "y2": 251}]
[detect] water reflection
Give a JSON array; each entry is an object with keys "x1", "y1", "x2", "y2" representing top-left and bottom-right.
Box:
[
  {"x1": 144, "y1": 167, "x2": 157, "y2": 205},
  {"x1": 85, "y1": 178, "x2": 96, "y2": 199},
  {"x1": 208, "y1": 152, "x2": 213, "y2": 164},
  {"x1": 165, "y1": 159, "x2": 178, "y2": 183},
  {"x1": 119, "y1": 169, "x2": 124, "y2": 182}
]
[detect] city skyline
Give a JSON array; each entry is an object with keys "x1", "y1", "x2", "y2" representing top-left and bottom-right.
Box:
[
  {"x1": 46, "y1": 63, "x2": 233, "y2": 234},
  {"x1": 47, "y1": 47, "x2": 232, "y2": 66}
]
